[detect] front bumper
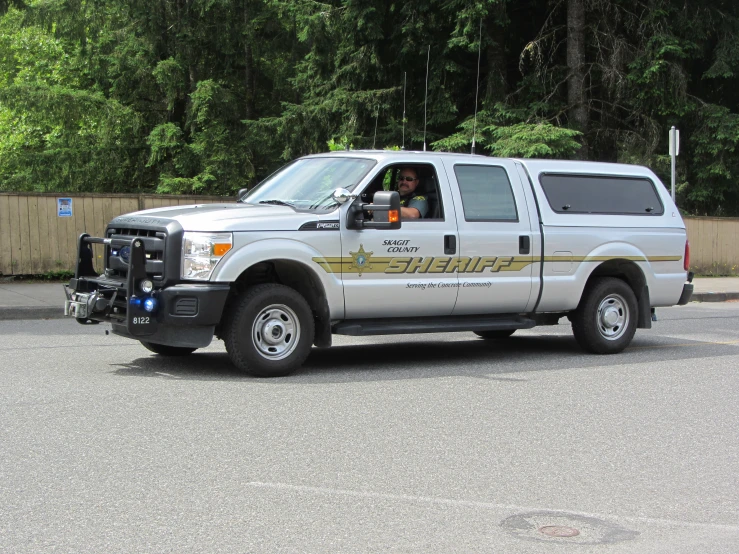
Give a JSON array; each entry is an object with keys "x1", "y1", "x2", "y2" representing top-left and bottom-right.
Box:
[{"x1": 64, "y1": 233, "x2": 230, "y2": 346}]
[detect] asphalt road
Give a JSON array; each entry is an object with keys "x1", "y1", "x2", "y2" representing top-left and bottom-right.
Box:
[{"x1": 1, "y1": 303, "x2": 738, "y2": 553}]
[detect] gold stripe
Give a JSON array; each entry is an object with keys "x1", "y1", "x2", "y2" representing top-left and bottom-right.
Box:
[
  {"x1": 312, "y1": 259, "x2": 337, "y2": 273},
  {"x1": 314, "y1": 254, "x2": 682, "y2": 274},
  {"x1": 504, "y1": 261, "x2": 536, "y2": 271},
  {"x1": 646, "y1": 256, "x2": 682, "y2": 262},
  {"x1": 542, "y1": 255, "x2": 681, "y2": 263}
]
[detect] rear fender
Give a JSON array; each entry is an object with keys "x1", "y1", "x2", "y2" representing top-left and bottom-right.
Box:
[{"x1": 538, "y1": 242, "x2": 653, "y2": 312}]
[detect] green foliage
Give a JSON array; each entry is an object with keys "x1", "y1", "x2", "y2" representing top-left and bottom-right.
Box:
[
  {"x1": 432, "y1": 109, "x2": 582, "y2": 158},
  {"x1": 489, "y1": 124, "x2": 582, "y2": 158},
  {"x1": 39, "y1": 269, "x2": 75, "y2": 281},
  {"x1": 0, "y1": 8, "x2": 144, "y2": 192},
  {"x1": 327, "y1": 136, "x2": 353, "y2": 151},
  {"x1": 687, "y1": 104, "x2": 739, "y2": 215},
  {"x1": 0, "y1": 0, "x2": 738, "y2": 214},
  {"x1": 153, "y1": 59, "x2": 186, "y2": 112}
]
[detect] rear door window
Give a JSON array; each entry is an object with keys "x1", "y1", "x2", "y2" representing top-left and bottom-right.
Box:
[
  {"x1": 454, "y1": 165, "x2": 518, "y2": 222},
  {"x1": 539, "y1": 174, "x2": 664, "y2": 215}
]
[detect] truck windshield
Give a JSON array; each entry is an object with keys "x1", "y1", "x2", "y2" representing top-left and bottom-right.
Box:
[{"x1": 241, "y1": 157, "x2": 376, "y2": 212}]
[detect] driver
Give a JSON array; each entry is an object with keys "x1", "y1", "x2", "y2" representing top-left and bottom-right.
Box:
[{"x1": 396, "y1": 167, "x2": 428, "y2": 219}]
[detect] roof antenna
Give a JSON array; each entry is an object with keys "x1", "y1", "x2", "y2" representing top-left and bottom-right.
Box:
[
  {"x1": 373, "y1": 106, "x2": 379, "y2": 149},
  {"x1": 401, "y1": 72, "x2": 407, "y2": 150},
  {"x1": 471, "y1": 19, "x2": 482, "y2": 155},
  {"x1": 423, "y1": 45, "x2": 430, "y2": 151}
]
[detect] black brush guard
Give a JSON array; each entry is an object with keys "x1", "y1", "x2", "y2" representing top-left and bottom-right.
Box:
[
  {"x1": 64, "y1": 232, "x2": 230, "y2": 347},
  {"x1": 64, "y1": 233, "x2": 160, "y2": 335}
]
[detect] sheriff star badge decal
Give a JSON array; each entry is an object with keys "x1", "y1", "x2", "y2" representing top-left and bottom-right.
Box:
[{"x1": 349, "y1": 245, "x2": 374, "y2": 276}]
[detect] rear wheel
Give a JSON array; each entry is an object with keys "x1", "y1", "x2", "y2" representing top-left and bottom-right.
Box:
[
  {"x1": 224, "y1": 283, "x2": 314, "y2": 377},
  {"x1": 140, "y1": 341, "x2": 197, "y2": 356},
  {"x1": 571, "y1": 277, "x2": 637, "y2": 354},
  {"x1": 474, "y1": 329, "x2": 516, "y2": 340}
]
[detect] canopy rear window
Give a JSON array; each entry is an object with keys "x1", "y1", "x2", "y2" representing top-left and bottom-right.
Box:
[{"x1": 539, "y1": 174, "x2": 664, "y2": 215}]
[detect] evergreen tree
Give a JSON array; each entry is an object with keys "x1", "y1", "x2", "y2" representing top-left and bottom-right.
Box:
[{"x1": 0, "y1": 0, "x2": 737, "y2": 214}]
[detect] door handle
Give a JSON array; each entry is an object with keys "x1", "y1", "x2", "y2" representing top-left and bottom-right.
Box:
[
  {"x1": 444, "y1": 235, "x2": 456, "y2": 255},
  {"x1": 519, "y1": 235, "x2": 530, "y2": 254}
]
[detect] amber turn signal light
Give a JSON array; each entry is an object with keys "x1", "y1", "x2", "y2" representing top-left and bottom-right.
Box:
[
  {"x1": 388, "y1": 210, "x2": 399, "y2": 223},
  {"x1": 214, "y1": 243, "x2": 232, "y2": 257}
]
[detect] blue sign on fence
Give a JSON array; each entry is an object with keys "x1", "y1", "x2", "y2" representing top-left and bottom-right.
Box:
[{"x1": 58, "y1": 198, "x2": 73, "y2": 217}]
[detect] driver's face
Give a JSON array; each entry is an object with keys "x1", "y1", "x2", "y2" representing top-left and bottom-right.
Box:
[{"x1": 397, "y1": 170, "x2": 419, "y2": 196}]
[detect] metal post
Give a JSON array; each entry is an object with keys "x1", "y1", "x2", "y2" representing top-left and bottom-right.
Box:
[
  {"x1": 669, "y1": 126, "x2": 679, "y2": 203},
  {"x1": 670, "y1": 127, "x2": 676, "y2": 202}
]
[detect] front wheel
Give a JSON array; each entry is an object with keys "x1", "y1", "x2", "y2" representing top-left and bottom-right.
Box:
[
  {"x1": 224, "y1": 283, "x2": 314, "y2": 377},
  {"x1": 140, "y1": 341, "x2": 197, "y2": 356},
  {"x1": 571, "y1": 277, "x2": 637, "y2": 354}
]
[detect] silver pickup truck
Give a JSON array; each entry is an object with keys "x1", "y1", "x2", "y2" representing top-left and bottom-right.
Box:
[{"x1": 64, "y1": 151, "x2": 693, "y2": 376}]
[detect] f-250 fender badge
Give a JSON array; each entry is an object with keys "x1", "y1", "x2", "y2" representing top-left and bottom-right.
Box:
[{"x1": 299, "y1": 220, "x2": 340, "y2": 231}]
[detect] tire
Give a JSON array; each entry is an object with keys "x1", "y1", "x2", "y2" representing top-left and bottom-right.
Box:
[
  {"x1": 224, "y1": 283, "x2": 314, "y2": 377},
  {"x1": 140, "y1": 341, "x2": 197, "y2": 356},
  {"x1": 571, "y1": 277, "x2": 638, "y2": 354},
  {"x1": 474, "y1": 329, "x2": 516, "y2": 339}
]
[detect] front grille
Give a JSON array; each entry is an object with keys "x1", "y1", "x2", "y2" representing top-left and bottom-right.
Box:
[
  {"x1": 106, "y1": 226, "x2": 168, "y2": 281},
  {"x1": 116, "y1": 228, "x2": 160, "y2": 238}
]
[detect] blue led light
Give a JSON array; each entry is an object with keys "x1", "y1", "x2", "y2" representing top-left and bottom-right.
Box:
[
  {"x1": 143, "y1": 297, "x2": 158, "y2": 313},
  {"x1": 129, "y1": 297, "x2": 142, "y2": 307}
]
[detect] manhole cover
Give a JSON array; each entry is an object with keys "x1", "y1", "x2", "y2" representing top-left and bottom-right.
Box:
[
  {"x1": 539, "y1": 525, "x2": 580, "y2": 537},
  {"x1": 501, "y1": 511, "x2": 638, "y2": 545}
]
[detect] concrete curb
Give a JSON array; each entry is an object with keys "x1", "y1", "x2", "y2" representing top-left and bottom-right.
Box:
[
  {"x1": 0, "y1": 307, "x2": 66, "y2": 321},
  {"x1": 690, "y1": 292, "x2": 739, "y2": 303}
]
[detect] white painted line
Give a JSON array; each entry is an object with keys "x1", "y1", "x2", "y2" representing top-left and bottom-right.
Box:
[
  {"x1": 154, "y1": 372, "x2": 178, "y2": 378},
  {"x1": 246, "y1": 482, "x2": 739, "y2": 532}
]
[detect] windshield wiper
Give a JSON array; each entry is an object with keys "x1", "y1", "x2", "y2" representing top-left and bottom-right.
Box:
[
  {"x1": 308, "y1": 192, "x2": 341, "y2": 210},
  {"x1": 258, "y1": 199, "x2": 296, "y2": 208}
]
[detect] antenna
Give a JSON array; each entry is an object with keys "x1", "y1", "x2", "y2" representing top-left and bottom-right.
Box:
[
  {"x1": 373, "y1": 106, "x2": 379, "y2": 149},
  {"x1": 401, "y1": 72, "x2": 407, "y2": 150},
  {"x1": 471, "y1": 19, "x2": 482, "y2": 155},
  {"x1": 423, "y1": 45, "x2": 430, "y2": 152}
]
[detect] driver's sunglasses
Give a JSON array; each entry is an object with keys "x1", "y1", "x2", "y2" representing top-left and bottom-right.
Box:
[{"x1": 397, "y1": 176, "x2": 418, "y2": 182}]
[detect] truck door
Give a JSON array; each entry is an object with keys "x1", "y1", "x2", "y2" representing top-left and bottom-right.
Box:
[
  {"x1": 441, "y1": 159, "x2": 536, "y2": 315},
  {"x1": 341, "y1": 158, "x2": 461, "y2": 319}
]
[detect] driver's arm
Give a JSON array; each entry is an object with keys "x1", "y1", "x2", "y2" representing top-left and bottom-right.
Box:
[
  {"x1": 402, "y1": 196, "x2": 428, "y2": 219},
  {"x1": 401, "y1": 206, "x2": 421, "y2": 219}
]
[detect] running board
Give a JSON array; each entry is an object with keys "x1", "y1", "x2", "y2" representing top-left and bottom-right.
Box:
[{"x1": 332, "y1": 315, "x2": 535, "y2": 337}]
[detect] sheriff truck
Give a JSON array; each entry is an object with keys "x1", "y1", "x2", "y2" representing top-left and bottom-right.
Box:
[{"x1": 64, "y1": 151, "x2": 694, "y2": 377}]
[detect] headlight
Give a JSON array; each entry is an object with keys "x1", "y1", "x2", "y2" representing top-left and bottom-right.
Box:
[{"x1": 182, "y1": 232, "x2": 233, "y2": 280}]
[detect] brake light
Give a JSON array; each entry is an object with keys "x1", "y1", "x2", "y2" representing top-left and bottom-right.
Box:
[{"x1": 684, "y1": 240, "x2": 690, "y2": 271}]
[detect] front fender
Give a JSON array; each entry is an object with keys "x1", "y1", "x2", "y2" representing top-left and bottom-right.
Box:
[{"x1": 211, "y1": 236, "x2": 345, "y2": 319}]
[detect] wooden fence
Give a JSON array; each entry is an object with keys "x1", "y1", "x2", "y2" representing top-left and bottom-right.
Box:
[
  {"x1": 684, "y1": 216, "x2": 739, "y2": 276},
  {"x1": 0, "y1": 193, "x2": 226, "y2": 276},
  {"x1": 1, "y1": 194, "x2": 738, "y2": 276}
]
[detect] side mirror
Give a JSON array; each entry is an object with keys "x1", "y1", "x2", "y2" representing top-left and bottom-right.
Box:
[
  {"x1": 332, "y1": 187, "x2": 357, "y2": 204},
  {"x1": 347, "y1": 190, "x2": 401, "y2": 230},
  {"x1": 236, "y1": 187, "x2": 249, "y2": 202}
]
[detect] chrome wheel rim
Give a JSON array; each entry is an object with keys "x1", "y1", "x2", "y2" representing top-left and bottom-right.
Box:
[
  {"x1": 596, "y1": 293, "x2": 629, "y2": 341},
  {"x1": 251, "y1": 304, "x2": 300, "y2": 360}
]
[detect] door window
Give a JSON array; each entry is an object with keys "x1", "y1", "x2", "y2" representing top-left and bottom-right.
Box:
[
  {"x1": 360, "y1": 164, "x2": 444, "y2": 220},
  {"x1": 454, "y1": 165, "x2": 518, "y2": 222}
]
